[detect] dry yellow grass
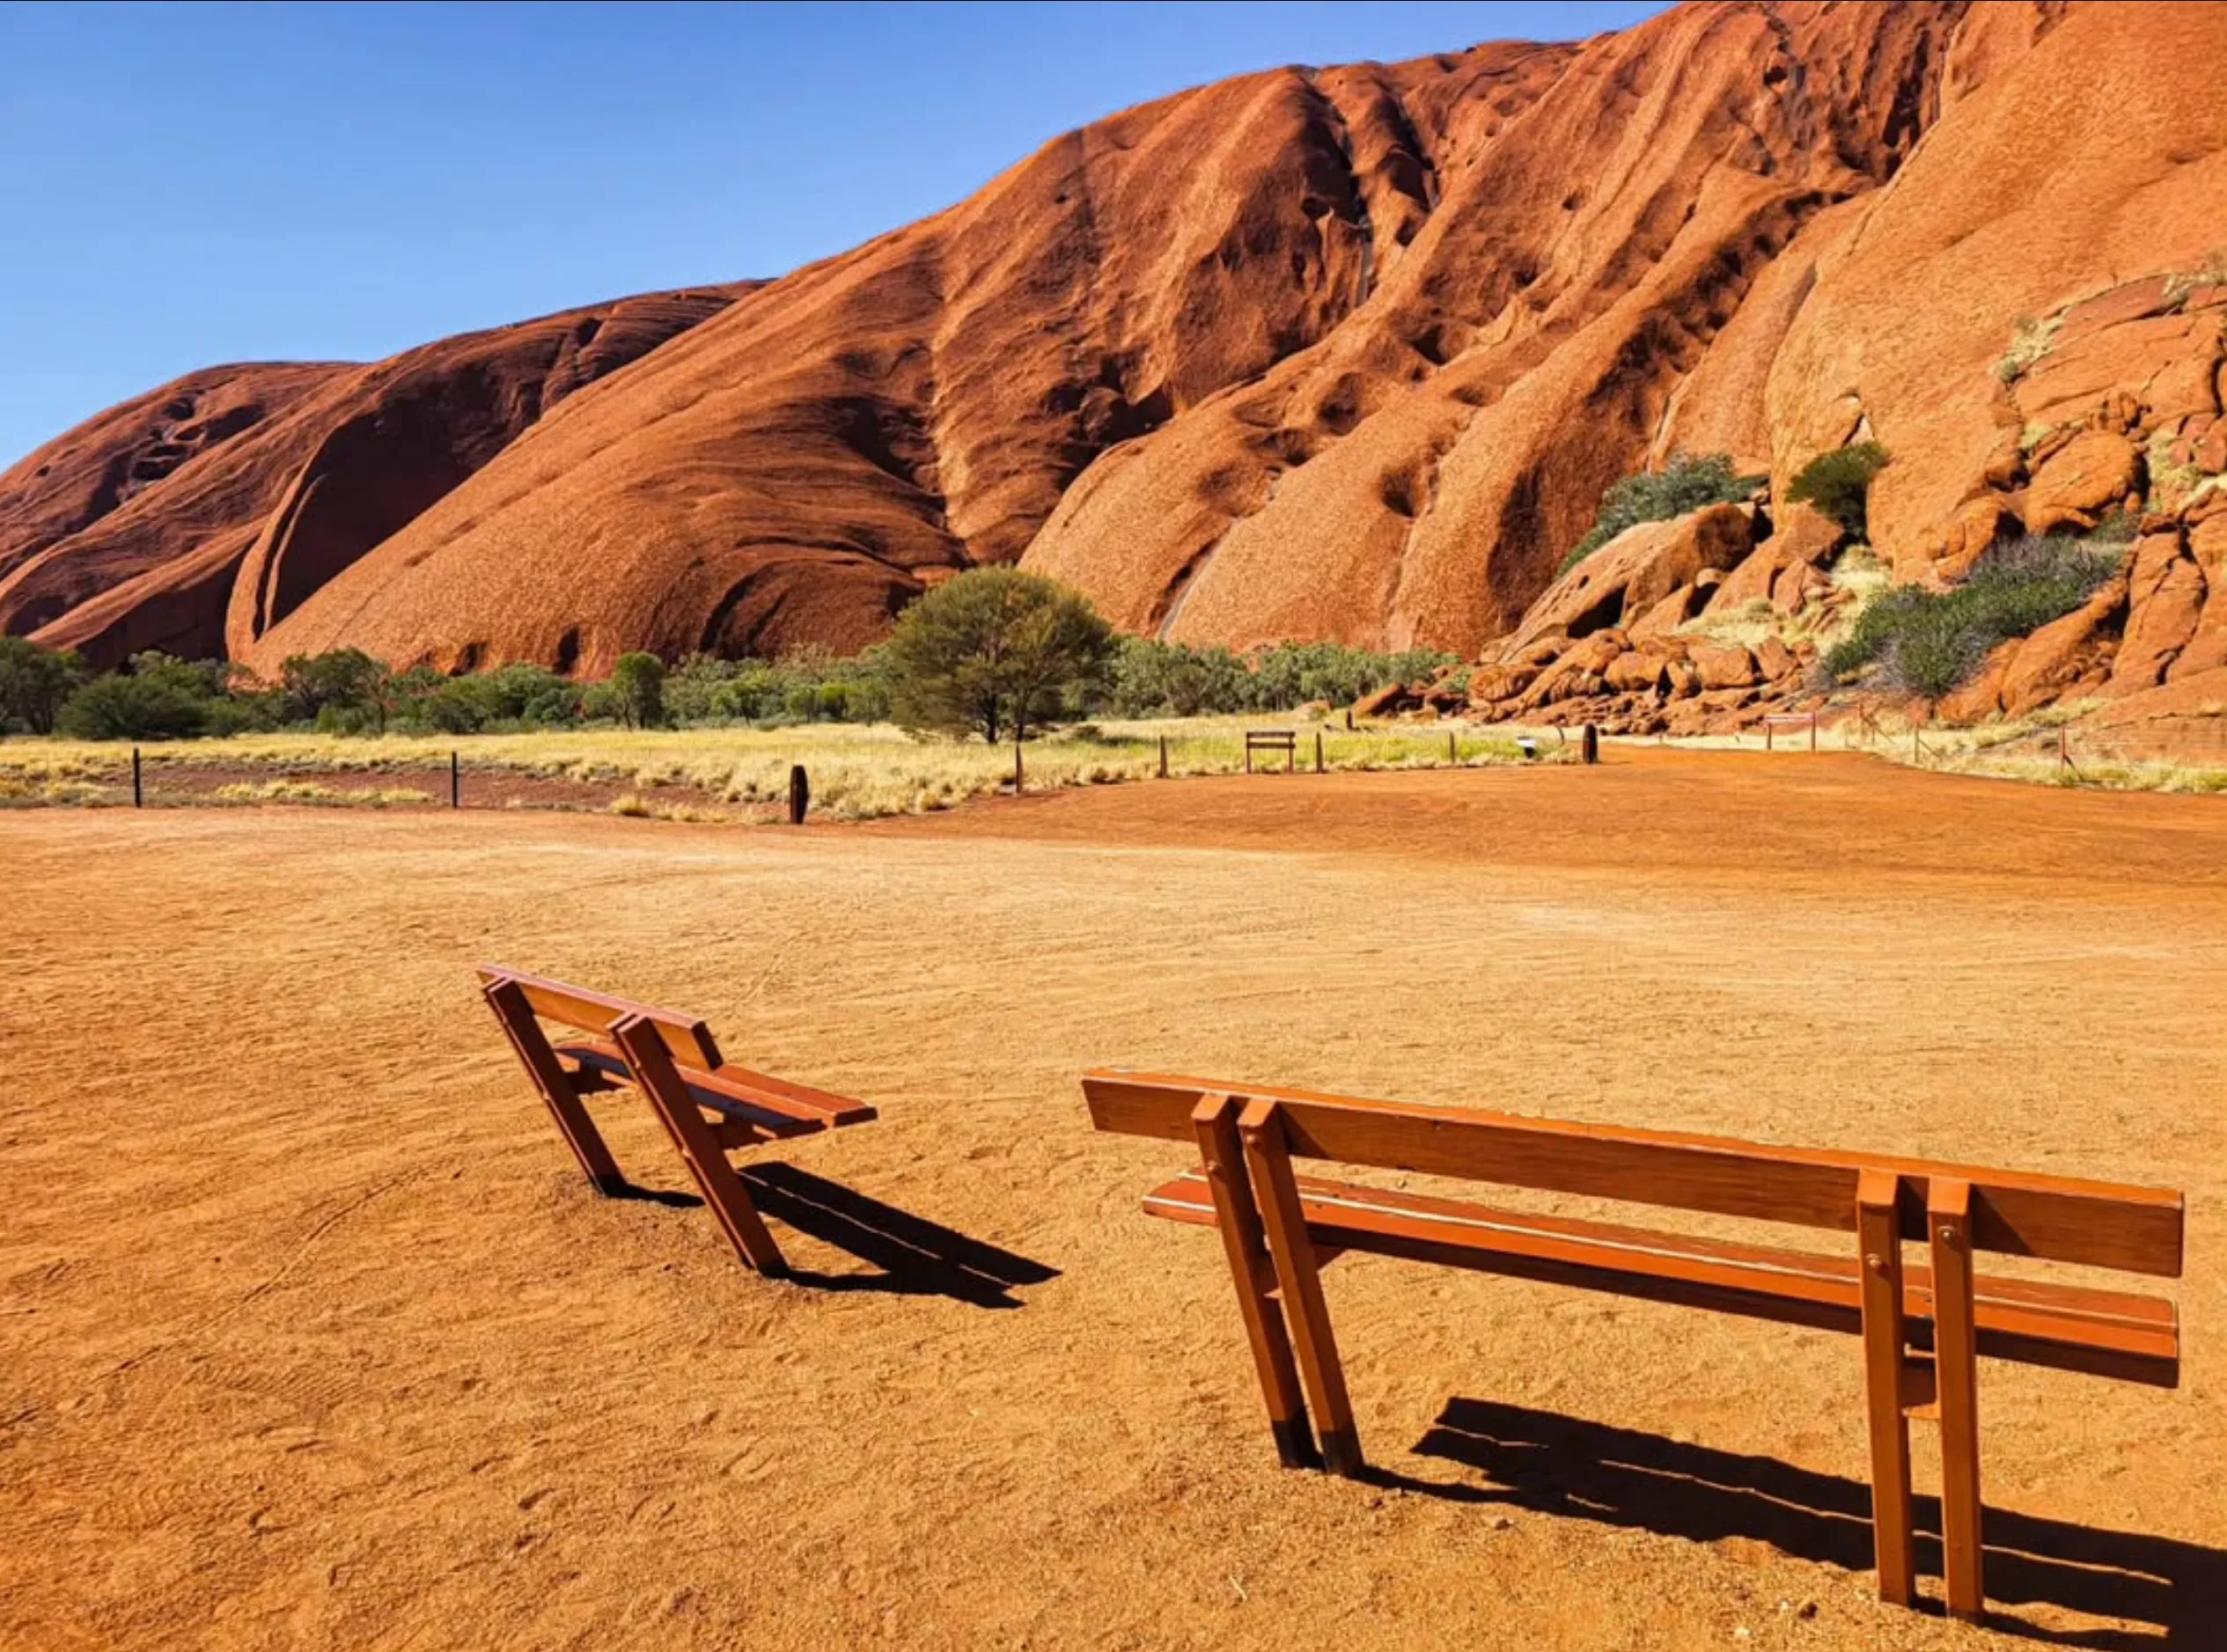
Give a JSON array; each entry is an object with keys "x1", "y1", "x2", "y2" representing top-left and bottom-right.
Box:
[{"x1": 0, "y1": 716, "x2": 1570, "y2": 818}]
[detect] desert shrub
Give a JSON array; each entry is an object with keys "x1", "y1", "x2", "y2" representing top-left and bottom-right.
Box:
[
  {"x1": 0, "y1": 637, "x2": 89, "y2": 734},
  {"x1": 56, "y1": 672, "x2": 209, "y2": 739},
  {"x1": 1786, "y1": 441, "x2": 1890, "y2": 540},
  {"x1": 662, "y1": 648, "x2": 892, "y2": 725},
  {"x1": 1994, "y1": 315, "x2": 2061, "y2": 385},
  {"x1": 1823, "y1": 534, "x2": 2119, "y2": 700},
  {"x1": 1557, "y1": 452, "x2": 1762, "y2": 576},
  {"x1": 2085, "y1": 507, "x2": 2141, "y2": 545},
  {"x1": 1107, "y1": 637, "x2": 1457, "y2": 716},
  {"x1": 397, "y1": 662, "x2": 579, "y2": 733}
]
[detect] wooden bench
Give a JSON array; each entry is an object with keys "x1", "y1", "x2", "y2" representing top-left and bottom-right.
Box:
[
  {"x1": 1084, "y1": 1068, "x2": 2183, "y2": 1623},
  {"x1": 1243, "y1": 730, "x2": 1297, "y2": 774},
  {"x1": 481, "y1": 965, "x2": 876, "y2": 1276}
]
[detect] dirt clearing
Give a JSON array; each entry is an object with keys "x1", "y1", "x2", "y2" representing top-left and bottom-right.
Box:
[{"x1": 3, "y1": 750, "x2": 2221, "y2": 1649}]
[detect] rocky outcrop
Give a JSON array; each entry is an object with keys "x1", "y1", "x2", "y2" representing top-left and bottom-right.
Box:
[{"x1": 4, "y1": 2, "x2": 2226, "y2": 684}]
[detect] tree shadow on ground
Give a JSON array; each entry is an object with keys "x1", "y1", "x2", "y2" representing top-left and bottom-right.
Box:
[
  {"x1": 1385, "y1": 1398, "x2": 2220, "y2": 1648},
  {"x1": 739, "y1": 1162, "x2": 1059, "y2": 1309}
]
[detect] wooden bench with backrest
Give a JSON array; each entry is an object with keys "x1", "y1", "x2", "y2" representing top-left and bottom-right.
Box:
[
  {"x1": 1084, "y1": 1068, "x2": 2183, "y2": 1624},
  {"x1": 480, "y1": 966, "x2": 876, "y2": 1277}
]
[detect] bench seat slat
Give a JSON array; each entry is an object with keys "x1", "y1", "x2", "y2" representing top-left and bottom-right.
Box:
[
  {"x1": 556, "y1": 1040, "x2": 877, "y2": 1142},
  {"x1": 1143, "y1": 1171, "x2": 2179, "y2": 1388}
]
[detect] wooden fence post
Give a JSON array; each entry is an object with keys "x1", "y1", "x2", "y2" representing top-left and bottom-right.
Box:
[
  {"x1": 450, "y1": 750, "x2": 460, "y2": 810},
  {"x1": 1809, "y1": 713, "x2": 1819, "y2": 753},
  {"x1": 1158, "y1": 734, "x2": 1169, "y2": 778},
  {"x1": 1446, "y1": 731, "x2": 1457, "y2": 766},
  {"x1": 132, "y1": 746, "x2": 143, "y2": 809},
  {"x1": 1014, "y1": 743, "x2": 1024, "y2": 794},
  {"x1": 788, "y1": 763, "x2": 809, "y2": 825},
  {"x1": 1314, "y1": 731, "x2": 1324, "y2": 774}
]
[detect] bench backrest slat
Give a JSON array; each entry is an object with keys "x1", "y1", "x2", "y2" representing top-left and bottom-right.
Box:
[
  {"x1": 479, "y1": 965, "x2": 723, "y2": 1070},
  {"x1": 1084, "y1": 1070, "x2": 2183, "y2": 1278}
]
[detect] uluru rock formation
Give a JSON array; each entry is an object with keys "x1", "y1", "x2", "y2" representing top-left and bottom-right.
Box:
[
  {"x1": 0, "y1": 290, "x2": 742, "y2": 665},
  {"x1": 5, "y1": 0, "x2": 2225, "y2": 709}
]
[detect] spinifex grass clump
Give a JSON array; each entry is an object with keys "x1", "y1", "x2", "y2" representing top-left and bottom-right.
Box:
[{"x1": 1824, "y1": 535, "x2": 2120, "y2": 701}]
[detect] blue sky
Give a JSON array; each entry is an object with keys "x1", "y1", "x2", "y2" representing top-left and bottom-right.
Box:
[{"x1": 0, "y1": 1, "x2": 1663, "y2": 469}]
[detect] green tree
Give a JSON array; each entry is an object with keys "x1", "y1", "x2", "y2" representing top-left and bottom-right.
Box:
[
  {"x1": 611, "y1": 652, "x2": 666, "y2": 730},
  {"x1": 885, "y1": 568, "x2": 1114, "y2": 744},
  {"x1": 0, "y1": 638, "x2": 89, "y2": 734},
  {"x1": 280, "y1": 648, "x2": 391, "y2": 727}
]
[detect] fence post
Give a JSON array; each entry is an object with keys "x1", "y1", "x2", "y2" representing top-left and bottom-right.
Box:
[
  {"x1": 1158, "y1": 734, "x2": 1169, "y2": 779},
  {"x1": 1345, "y1": 708, "x2": 1355, "y2": 732},
  {"x1": 1447, "y1": 731, "x2": 1457, "y2": 766},
  {"x1": 788, "y1": 764, "x2": 809, "y2": 825},
  {"x1": 1315, "y1": 730, "x2": 1324, "y2": 775},
  {"x1": 1766, "y1": 720, "x2": 1775, "y2": 753},
  {"x1": 1810, "y1": 713, "x2": 1819, "y2": 754},
  {"x1": 450, "y1": 750, "x2": 460, "y2": 810},
  {"x1": 1582, "y1": 723, "x2": 1600, "y2": 766},
  {"x1": 132, "y1": 746, "x2": 143, "y2": 809},
  {"x1": 1014, "y1": 743, "x2": 1024, "y2": 795}
]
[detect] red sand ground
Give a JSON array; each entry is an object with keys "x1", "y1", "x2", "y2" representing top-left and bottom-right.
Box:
[{"x1": 3, "y1": 749, "x2": 2222, "y2": 1649}]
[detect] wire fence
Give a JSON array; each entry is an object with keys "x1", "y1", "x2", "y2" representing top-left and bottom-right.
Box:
[{"x1": 0, "y1": 720, "x2": 1584, "y2": 823}]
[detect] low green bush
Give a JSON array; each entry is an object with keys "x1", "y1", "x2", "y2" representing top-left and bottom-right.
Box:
[
  {"x1": 1822, "y1": 534, "x2": 2119, "y2": 701},
  {"x1": 1786, "y1": 441, "x2": 1889, "y2": 540},
  {"x1": 1556, "y1": 452, "x2": 1762, "y2": 576},
  {"x1": 1106, "y1": 637, "x2": 1456, "y2": 716},
  {"x1": 56, "y1": 672, "x2": 211, "y2": 740}
]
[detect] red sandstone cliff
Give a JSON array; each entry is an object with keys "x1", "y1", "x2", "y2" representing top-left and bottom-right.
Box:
[{"x1": 4, "y1": 1, "x2": 2223, "y2": 700}]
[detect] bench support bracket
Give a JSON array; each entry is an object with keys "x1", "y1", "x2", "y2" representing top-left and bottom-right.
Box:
[
  {"x1": 1857, "y1": 1170, "x2": 1916, "y2": 1607},
  {"x1": 1193, "y1": 1094, "x2": 1319, "y2": 1470},
  {"x1": 1929, "y1": 1177, "x2": 1985, "y2": 1622},
  {"x1": 1240, "y1": 1098, "x2": 1363, "y2": 1477},
  {"x1": 484, "y1": 979, "x2": 623, "y2": 1194},
  {"x1": 613, "y1": 1015, "x2": 790, "y2": 1278}
]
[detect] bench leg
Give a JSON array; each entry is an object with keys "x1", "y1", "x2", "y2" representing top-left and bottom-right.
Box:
[
  {"x1": 1239, "y1": 1098, "x2": 1363, "y2": 1478},
  {"x1": 1929, "y1": 1178, "x2": 1986, "y2": 1622},
  {"x1": 1193, "y1": 1094, "x2": 1319, "y2": 1470},
  {"x1": 612, "y1": 1015, "x2": 789, "y2": 1279},
  {"x1": 1856, "y1": 1171, "x2": 1916, "y2": 1607},
  {"x1": 483, "y1": 979, "x2": 623, "y2": 1193}
]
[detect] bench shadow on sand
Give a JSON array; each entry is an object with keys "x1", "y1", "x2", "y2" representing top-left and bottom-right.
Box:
[
  {"x1": 604, "y1": 1166, "x2": 1057, "y2": 1307},
  {"x1": 744, "y1": 1163, "x2": 1058, "y2": 1308},
  {"x1": 1384, "y1": 1398, "x2": 2222, "y2": 1648}
]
